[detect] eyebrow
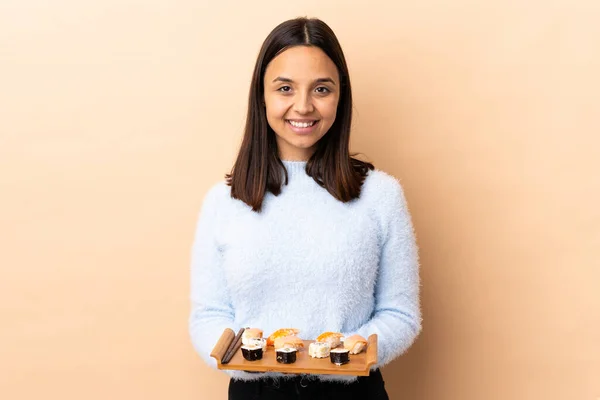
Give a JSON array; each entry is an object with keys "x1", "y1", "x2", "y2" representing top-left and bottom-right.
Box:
[{"x1": 272, "y1": 76, "x2": 336, "y2": 85}]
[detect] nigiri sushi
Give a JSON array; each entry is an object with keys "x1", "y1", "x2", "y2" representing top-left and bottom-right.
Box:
[
  {"x1": 316, "y1": 332, "x2": 344, "y2": 348},
  {"x1": 274, "y1": 335, "x2": 304, "y2": 350},
  {"x1": 343, "y1": 334, "x2": 368, "y2": 354},
  {"x1": 267, "y1": 328, "x2": 300, "y2": 347}
]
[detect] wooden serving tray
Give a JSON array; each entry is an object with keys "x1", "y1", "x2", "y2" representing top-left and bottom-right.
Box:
[{"x1": 210, "y1": 328, "x2": 377, "y2": 376}]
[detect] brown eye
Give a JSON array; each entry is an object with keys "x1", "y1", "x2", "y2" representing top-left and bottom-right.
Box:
[
  {"x1": 278, "y1": 86, "x2": 292, "y2": 92},
  {"x1": 315, "y1": 86, "x2": 330, "y2": 94}
]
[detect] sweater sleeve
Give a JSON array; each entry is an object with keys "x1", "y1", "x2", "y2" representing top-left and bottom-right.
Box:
[
  {"x1": 348, "y1": 178, "x2": 422, "y2": 367},
  {"x1": 188, "y1": 184, "x2": 235, "y2": 369}
]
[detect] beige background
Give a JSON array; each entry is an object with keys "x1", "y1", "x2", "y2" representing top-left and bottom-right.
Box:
[{"x1": 1, "y1": 1, "x2": 599, "y2": 399}]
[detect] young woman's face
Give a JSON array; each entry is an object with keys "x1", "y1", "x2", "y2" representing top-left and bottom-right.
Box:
[{"x1": 263, "y1": 46, "x2": 340, "y2": 161}]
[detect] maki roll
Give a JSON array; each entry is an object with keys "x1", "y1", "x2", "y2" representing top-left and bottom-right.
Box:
[
  {"x1": 247, "y1": 337, "x2": 267, "y2": 351},
  {"x1": 241, "y1": 328, "x2": 263, "y2": 346},
  {"x1": 241, "y1": 344, "x2": 263, "y2": 361},
  {"x1": 330, "y1": 348, "x2": 350, "y2": 365},
  {"x1": 308, "y1": 341, "x2": 331, "y2": 358},
  {"x1": 275, "y1": 347, "x2": 297, "y2": 364}
]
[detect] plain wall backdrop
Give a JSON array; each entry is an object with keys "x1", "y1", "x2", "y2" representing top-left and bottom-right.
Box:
[{"x1": 1, "y1": 1, "x2": 599, "y2": 399}]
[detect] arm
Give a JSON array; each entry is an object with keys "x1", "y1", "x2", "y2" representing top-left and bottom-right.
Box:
[
  {"x1": 188, "y1": 184, "x2": 235, "y2": 368},
  {"x1": 349, "y1": 179, "x2": 422, "y2": 367}
]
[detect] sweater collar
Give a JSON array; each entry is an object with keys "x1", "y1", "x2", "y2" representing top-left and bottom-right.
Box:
[{"x1": 281, "y1": 160, "x2": 308, "y2": 179}]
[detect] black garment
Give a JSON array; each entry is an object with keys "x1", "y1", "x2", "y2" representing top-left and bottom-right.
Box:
[{"x1": 228, "y1": 369, "x2": 389, "y2": 400}]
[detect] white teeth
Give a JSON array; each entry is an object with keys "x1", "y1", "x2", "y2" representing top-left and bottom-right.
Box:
[{"x1": 288, "y1": 120, "x2": 316, "y2": 128}]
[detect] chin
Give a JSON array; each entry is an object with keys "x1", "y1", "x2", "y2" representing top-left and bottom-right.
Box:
[{"x1": 290, "y1": 139, "x2": 319, "y2": 150}]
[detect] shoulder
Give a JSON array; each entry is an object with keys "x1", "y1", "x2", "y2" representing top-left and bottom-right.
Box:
[
  {"x1": 361, "y1": 169, "x2": 414, "y2": 239},
  {"x1": 361, "y1": 169, "x2": 405, "y2": 202},
  {"x1": 200, "y1": 180, "x2": 232, "y2": 211},
  {"x1": 205, "y1": 180, "x2": 231, "y2": 200}
]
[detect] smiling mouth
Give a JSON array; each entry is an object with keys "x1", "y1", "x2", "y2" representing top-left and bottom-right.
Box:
[{"x1": 286, "y1": 120, "x2": 319, "y2": 128}]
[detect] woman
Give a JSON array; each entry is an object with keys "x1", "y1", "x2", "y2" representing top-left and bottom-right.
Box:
[{"x1": 189, "y1": 17, "x2": 421, "y2": 400}]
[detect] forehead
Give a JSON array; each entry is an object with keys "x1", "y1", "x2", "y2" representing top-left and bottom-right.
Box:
[{"x1": 264, "y1": 46, "x2": 339, "y2": 82}]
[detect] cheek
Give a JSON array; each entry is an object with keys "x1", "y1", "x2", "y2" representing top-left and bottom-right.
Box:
[
  {"x1": 265, "y1": 98, "x2": 289, "y2": 120},
  {"x1": 319, "y1": 98, "x2": 339, "y2": 120}
]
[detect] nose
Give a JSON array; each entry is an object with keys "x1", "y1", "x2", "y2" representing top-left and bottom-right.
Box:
[{"x1": 293, "y1": 92, "x2": 315, "y2": 114}]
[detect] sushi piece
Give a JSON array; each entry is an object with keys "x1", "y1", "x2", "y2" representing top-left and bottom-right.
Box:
[
  {"x1": 343, "y1": 335, "x2": 368, "y2": 354},
  {"x1": 241, "y1": 344, "x2": 263, "y2": 361},
  {"x1": 316, "y1": 332, "x2": 344, "y2": 348},
  {"x1": 267, "y1": 328, "x2": 300, "y2": 346},
  {"x1": 308, "y1": 341, "x2": 331, "y2": 358},
  {"x1": 274, "y1": 335, "x2": 304, "y2": 350},
  {"x1": 330, "y1": 348, "x2": 350, "y2": 365},
  {"x1": 276, "y1": 347, "x2": 297, "y2": 364},
  {"x1": 247, "y1": 337, "x2": 267, "y2": 351},
  {"x1": 241, "y1": 328, "x2": 263, "y2": 346}
]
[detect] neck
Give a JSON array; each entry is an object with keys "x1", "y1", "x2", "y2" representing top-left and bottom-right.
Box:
[{"x1": 277, "y1": 143, "x2": 316, "y2": 162}]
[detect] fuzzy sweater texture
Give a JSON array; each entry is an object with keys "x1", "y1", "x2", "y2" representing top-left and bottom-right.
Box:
[{"x1": 189, "y1": 160, "x2": 421, "y2": 382}]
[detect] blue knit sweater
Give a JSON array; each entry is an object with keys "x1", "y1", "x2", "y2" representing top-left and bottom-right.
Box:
[{"x1": 189, "y1": 160, "x2": 421, "y2": 381}]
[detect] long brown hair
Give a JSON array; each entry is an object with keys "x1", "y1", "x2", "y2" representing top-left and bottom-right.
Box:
[{"x1": 227, "y1": 17, "x2": 373, "y2": 212}]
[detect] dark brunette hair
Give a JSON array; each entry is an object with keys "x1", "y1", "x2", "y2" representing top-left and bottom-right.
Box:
[{"x1": 227, "y1": 17, "x2": 373, "y2": 212}]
